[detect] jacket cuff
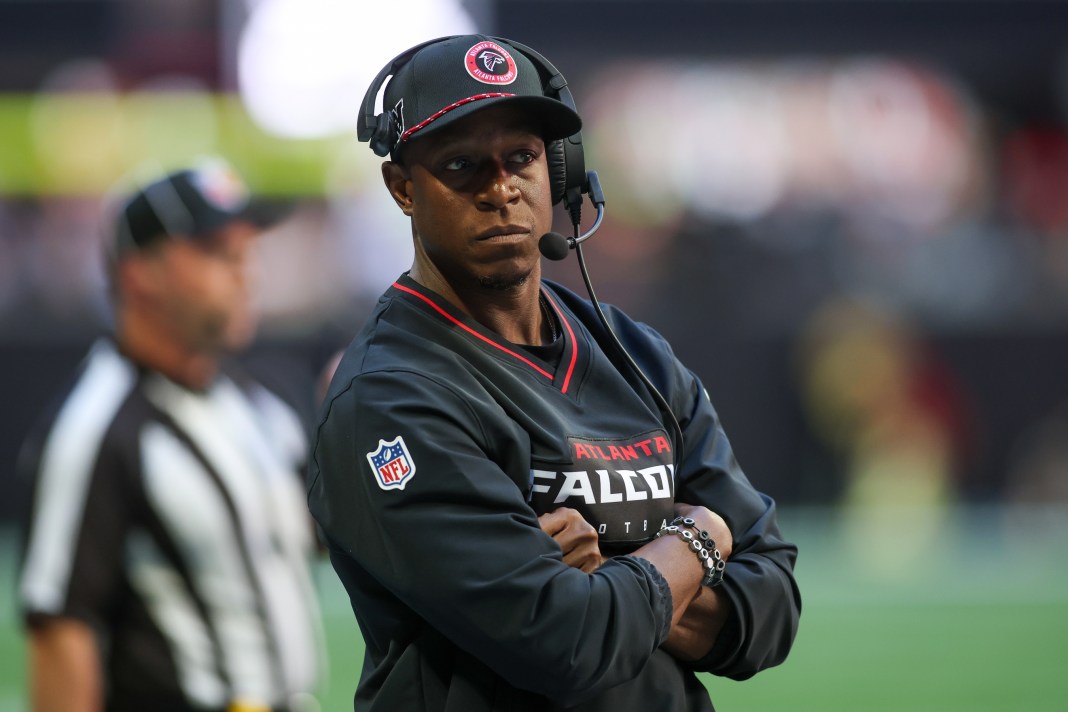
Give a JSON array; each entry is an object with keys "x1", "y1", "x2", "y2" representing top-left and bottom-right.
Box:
[{"x1": 623, "y1": 555, "x2": 674, "y2": 646}]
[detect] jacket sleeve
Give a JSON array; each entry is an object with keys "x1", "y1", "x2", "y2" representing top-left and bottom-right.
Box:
[
  {"x1": 602, "y1": 309, "x2": 802, "y2": 679},
  {"x1": 307, "y1": 369, "x2": 675, "y2": 707},
  {"x1": 672, "y1": 368, "x2": 801, "y2": 678}
]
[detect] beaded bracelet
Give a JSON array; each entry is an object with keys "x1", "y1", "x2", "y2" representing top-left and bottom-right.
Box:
[{"x1": 655, "y1": 516, "x2": 726, "y2": 588}]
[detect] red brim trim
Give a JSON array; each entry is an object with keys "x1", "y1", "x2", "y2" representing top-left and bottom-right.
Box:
[{"x1": 399, "y1": 93, "x2": 516, "y2": 143}]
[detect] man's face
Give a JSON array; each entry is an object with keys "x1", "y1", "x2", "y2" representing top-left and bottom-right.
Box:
[
  {"x1": 391, "y1": 103, "x2": 554, "y2": 292},
  {"x1": 135, "y1": 221, "x2": 260, "y2": 353}
]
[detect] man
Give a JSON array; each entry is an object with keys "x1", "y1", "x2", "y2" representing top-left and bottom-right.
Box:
[
  {"x1": 18, "y1": 158, "x2": 324, "y2": 712},
  {"x1": 309, "y1": 35, "x2": 800, "y2": 711}
]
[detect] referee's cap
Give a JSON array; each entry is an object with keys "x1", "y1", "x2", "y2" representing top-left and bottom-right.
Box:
[
  {"x1": 373, "y1": 34, "x2": 582, "y2": 158},
  {"x1": 112, "y1": 157, "x2": 254, "y2": 256}
]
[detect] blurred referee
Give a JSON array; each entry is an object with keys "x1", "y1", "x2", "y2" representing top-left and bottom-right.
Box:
[{"x1": 17, "y1": 158, "x2": 324, "y2": 712}]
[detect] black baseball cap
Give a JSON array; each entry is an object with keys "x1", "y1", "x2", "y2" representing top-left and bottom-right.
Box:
[
  {"x1": 379, "y1": 35, "x2": 582, "y2": 157},
  {"x1": 113, "y1": 157, "x2": 254, "y2": 255}
]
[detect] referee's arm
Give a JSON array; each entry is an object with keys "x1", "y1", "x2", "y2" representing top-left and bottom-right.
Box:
[{"x1": 29, "y1": 616, "x2": 103, "y2": 712}]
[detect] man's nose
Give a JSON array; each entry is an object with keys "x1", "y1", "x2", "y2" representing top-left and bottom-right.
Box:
[{"x1": 475, "y1": 162, "x2": 520, "y2": 209}]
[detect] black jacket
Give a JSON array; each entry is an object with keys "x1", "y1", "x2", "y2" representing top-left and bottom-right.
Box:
[{"x1": 309, "y1": 275, "x2": 800, "y2": 711}]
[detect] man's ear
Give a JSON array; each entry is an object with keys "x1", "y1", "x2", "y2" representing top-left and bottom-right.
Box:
[
  {"x1": 381, "y1": 161, "x2": 413, "y2": 216},
  {"x1": 116, "y1": 251, "x2": 163, "y2": 302}
]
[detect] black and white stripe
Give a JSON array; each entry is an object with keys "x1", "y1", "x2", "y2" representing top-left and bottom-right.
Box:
[
  {"x1": 19, "y1": 339, "x2": 323, "y2": 709},
  {"x1": 21, "y1": 340, "x2": 136, "y2": 612}
]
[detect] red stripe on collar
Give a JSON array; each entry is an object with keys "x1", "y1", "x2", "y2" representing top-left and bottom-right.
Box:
[
  {"x1": 540, "y1": 290, "x2": 577, "y2": 395},
  {"x1": 392, "y1": 282, "x2": 555, "y2": 381}
]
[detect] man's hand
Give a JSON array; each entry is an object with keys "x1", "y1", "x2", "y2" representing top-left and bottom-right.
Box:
[{"x1": 538, "y1": 508, "x2": 604, "y2": 573}]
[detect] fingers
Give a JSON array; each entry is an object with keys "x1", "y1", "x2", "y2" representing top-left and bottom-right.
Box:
[
  {"x1": 537, "y1": 508, "x2": 571, "y2": 537},
  {"x1": 538, "y1": 508, "x2": 604, "y2": 573}
]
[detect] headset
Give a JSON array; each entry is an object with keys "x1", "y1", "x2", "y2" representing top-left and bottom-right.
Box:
[
  {"x1": 357, "y1": 36, "x2": 685, "y2": 457},
  {"x1": 357, "y1": 35, "x2": 590, "y2": 215}
]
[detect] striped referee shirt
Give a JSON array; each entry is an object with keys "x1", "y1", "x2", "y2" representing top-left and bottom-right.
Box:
[{"x1": 19, "y1": 339, "x2": 324, "y2": 711}]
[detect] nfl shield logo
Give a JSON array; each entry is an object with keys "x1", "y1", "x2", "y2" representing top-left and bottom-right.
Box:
[{"x1": 366, "y1": 436, "x2": 416, "y2": 491}]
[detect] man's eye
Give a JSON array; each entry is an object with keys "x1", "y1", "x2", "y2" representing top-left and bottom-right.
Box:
[
  {"x1": 443, "y1": 158, "x2": 471, "y2": 171},
  {"x1": 512, "y1": 151, "x2": 536, "y2": 165}
]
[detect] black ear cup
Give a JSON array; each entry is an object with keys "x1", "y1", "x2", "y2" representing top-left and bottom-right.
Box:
[
  {"x1": 369, "y1": 113, "x2": 396, "y2": 158},
  {"x1": 558, "y1": 133, "x2": 587, "y2": 213},
  {"x1": 546, "y1": 140, "x2": 568, "y2": 205}
]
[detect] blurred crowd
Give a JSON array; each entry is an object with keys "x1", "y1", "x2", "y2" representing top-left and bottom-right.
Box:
[{"x1": 3, "y1": 0, "x2": 1068, "y2": 516}]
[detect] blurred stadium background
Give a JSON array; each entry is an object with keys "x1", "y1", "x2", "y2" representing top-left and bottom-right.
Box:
[{"x1": 2, "y1": 1, "x2": 1068, "y2": 710}]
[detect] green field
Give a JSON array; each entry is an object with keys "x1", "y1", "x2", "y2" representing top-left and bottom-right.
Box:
[{"x1": 3, "y1": 505, "x2": 1066, "y2": 711}]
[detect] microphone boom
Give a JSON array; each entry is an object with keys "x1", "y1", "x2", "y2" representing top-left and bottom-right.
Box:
[{"x1": 538, "y1": 169, "x2": 685, "y2": 456}]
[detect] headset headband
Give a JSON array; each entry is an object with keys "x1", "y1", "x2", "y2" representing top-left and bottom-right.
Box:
[{"x1": 356, "y1": 35, "x2": 578, "y2": 145}]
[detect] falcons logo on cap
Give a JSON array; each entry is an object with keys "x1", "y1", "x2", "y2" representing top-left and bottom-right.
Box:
[
  {"x1": 478, "y1": 50, "x2": 507, "y2": 73},
  {"x1": 465, "y1": 40, "x2": 517, "y2": 85}
]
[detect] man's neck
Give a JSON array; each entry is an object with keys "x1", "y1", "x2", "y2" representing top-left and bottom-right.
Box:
[
  {"x1": 117, "y1": 314, "x2": 219, "y2": 392},
  {"x1": 409, "y1": 268, "x2": 545, "y2": 345}
]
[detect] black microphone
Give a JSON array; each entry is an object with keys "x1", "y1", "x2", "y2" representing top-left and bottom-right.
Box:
[{"x1": 539, "y1": 232, "x2": 571, "y2": 261}]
